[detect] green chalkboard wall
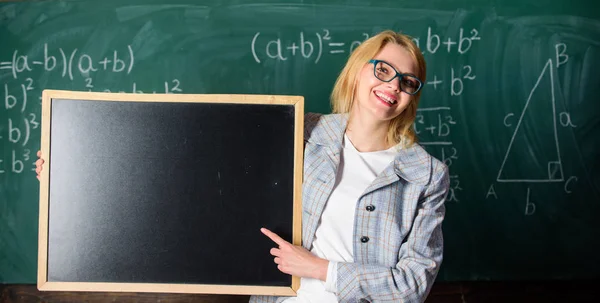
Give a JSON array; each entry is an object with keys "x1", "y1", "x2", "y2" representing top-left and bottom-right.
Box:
[{"x1": 1, "y1": 0, "x2": 599, "y2": 283}]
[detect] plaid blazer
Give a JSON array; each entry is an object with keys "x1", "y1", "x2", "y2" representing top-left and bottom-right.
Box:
[{"x1": 251, "y1": 113, "x2": 449, "y2": 303}]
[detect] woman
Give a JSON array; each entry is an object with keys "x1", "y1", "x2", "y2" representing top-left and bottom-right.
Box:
[
  {"x1": 36, "y1": 30, "x2": 449, "y2": 303},
  {"x1": 252, "y1": 30, "x2": 449, "y2": 303}
]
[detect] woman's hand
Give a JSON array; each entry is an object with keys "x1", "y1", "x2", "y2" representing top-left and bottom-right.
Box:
[
  {"x1": 261, "y1": 227, "x2": 329, "y2": 281},
  {"x1": 35, "y1": 150, "x2": 44, "y2": 181}
]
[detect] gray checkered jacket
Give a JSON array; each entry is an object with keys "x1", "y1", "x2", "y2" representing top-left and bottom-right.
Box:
[{"x1": 250, "y1": 113, "x2": 449, "y2": 303}]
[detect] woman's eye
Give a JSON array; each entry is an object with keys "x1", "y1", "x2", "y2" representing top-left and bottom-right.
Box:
[{"x1": 403, "y1": 79, "x2": 417, "y2": 88}]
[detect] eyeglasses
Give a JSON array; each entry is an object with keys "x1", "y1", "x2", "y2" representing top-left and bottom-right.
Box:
[{"x1": 368, "y1": 59, "x2": 423, "y2": 95}]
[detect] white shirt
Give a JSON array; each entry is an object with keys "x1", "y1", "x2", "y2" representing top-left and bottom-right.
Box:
[{"x1": 282, "y1": 134, "x2": 397, "y2": 303}]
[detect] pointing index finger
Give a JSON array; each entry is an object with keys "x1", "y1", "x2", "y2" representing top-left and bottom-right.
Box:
[{"x1": 261, "y1": 228, "x2": 287, "y2": 247}]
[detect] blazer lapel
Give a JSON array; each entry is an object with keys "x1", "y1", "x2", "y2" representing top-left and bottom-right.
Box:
[
  {"x1": 302, "y1": 114, "x2": 347, "y2": 248},
  {"x1": 305, "y1": 113, "x2": 347, "y2": 176},
  {"x1": 394, "y1": 144, "x2": 432, "y2": 185},
  {"x1": 361, "y1": 144, "x2": 432, "y2": 197}
]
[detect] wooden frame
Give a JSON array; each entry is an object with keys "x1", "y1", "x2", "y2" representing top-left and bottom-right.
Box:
[{"x1": 38, "y1": 90, "x2": 304, "y2": 296}]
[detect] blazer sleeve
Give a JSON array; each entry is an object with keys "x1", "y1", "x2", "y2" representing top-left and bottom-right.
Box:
[
  {"x1": 336, "y1": 160, "x2": 450, "y2": 303},
  {"x1": 248, "y1": 295, "x2": 285, "y2": 303}
]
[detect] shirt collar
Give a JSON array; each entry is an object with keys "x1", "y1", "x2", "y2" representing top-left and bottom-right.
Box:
[{"x1": 305, "y1": 113, "x2": 432, "y2": 185}]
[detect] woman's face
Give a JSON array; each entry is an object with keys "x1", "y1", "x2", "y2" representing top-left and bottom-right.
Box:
[{"x1": 353, "y1": 43, "x2": 418, "y2": 124}]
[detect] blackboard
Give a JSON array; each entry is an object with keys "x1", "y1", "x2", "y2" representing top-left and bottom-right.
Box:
[
  {"x1": 1, "y1": 0, "x2": 599, "y2": 283},
  {"x1": 36, "y1": 90, "x2": 304, "y2": 295}
]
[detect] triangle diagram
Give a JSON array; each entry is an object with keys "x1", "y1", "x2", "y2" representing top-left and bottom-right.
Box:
[{"x1": 497, "y1": 59, "x2": 563, "y2": 183}]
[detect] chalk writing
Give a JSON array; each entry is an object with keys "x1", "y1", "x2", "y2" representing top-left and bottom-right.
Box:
[
  {"x1": 0, "y1": 44, "x2": 183, "y2": 176},
  {"x1": 0, "y1": 44, "x2": 134, "y2": 80}
]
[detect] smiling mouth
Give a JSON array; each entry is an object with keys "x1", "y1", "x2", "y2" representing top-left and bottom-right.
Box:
[{"x1": 375, "y1": 91, "x2": 397, "y2": 105}]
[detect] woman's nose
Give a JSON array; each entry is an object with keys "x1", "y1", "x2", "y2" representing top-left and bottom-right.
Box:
[{"x1": 386, "y1": 76, "x2": 401, "y2": 92}]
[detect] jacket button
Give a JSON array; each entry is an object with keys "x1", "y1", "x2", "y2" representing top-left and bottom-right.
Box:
[
  {"x1": 366, "y1": 205, "x2": 375, "y2": 212},
  {"x1": 360, "y1": 236, "x2": 369, "y2": 243}
]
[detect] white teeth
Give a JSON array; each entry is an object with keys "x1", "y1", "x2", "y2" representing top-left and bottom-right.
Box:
[{"x1": 375, "y1": 91, "x2": 397, "y2": 104}]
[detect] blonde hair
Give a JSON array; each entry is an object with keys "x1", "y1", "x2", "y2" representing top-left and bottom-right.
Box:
[{"x1": 330, "y1": 30, "x2": 426, "y2": 148}]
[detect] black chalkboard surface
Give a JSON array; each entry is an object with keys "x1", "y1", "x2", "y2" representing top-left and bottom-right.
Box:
[{"x1": 37, "y1": 90, "x2": 304, "y2": 295}]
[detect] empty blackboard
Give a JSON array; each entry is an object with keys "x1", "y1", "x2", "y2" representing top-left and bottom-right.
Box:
[{"x1": 37, "y1": 90, "x2": 304, "y2": 295}]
